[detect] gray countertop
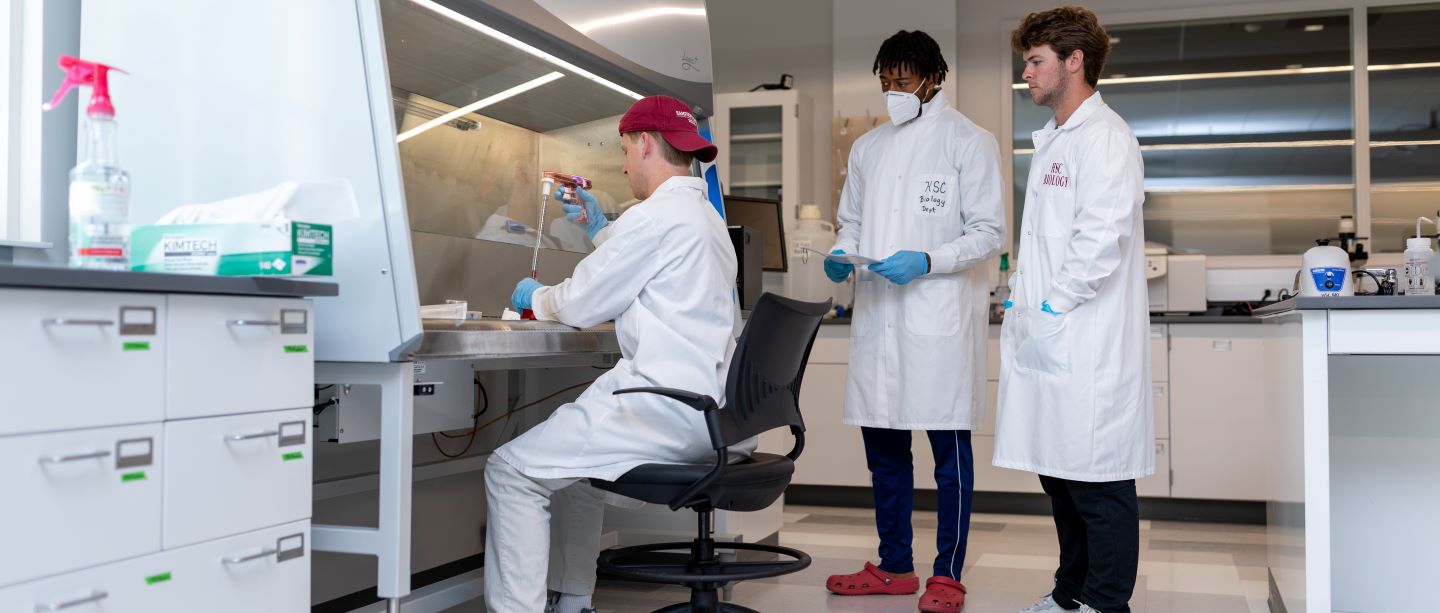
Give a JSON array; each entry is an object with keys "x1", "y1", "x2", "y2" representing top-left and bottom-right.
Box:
[
  {"x1": 414, "y1": 318, "x2": 618, "y2": 361},
  {"x1": 1254, "y1": 295, "x2": 1440, "y2": 317},
  {"x1": 0, "y1": 265, "x2": 338, "y2": 298}
]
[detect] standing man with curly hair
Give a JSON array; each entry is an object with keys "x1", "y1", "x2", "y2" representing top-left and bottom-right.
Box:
[
  {"x1": 996, "y1": 6, "x2": 1150, "y2": 613},
  {"x1": 823, "y1": 29, "x2": 1004, "y2": 613}
]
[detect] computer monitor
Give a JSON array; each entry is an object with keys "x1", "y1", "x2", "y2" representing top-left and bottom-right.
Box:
[{"x1": 721, "y1": 196, "x2": 787, "y2": 272}]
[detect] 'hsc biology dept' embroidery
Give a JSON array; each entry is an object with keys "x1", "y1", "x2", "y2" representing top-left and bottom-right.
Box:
[{"x1": 1042, "y1": 162, "x2": 1070, "y2": 188}]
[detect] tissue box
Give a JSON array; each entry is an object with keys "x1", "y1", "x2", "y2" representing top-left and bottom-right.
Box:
[{"x1": 130, "y1": 221, "x2": 332, "y2": 276}]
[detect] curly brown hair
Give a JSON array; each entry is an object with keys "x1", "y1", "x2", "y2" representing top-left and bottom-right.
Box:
[{"x1": 1011, "y1": 6, "x2": 1111, "y2": 88}]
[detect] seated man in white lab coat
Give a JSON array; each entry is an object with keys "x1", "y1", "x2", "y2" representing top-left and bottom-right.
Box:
[
  {"x1": 485, "y1": 95, "x2": 744, "y2": 613},
  {"x1": 996, "y1": 7, "x2": 1151, "y2": 613}
]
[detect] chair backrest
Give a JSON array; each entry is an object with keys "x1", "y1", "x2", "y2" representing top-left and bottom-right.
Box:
[{"x1": 713, "y1": 293, "x2": 831, "y2": 453}]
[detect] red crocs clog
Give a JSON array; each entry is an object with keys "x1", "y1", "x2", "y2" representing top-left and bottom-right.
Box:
[
  {"x1": 826, "y1": 561, "x2": 920, "y2": 595},
  {"x1": 918, "y1": 576, "x2": 967, "y2": 612}
]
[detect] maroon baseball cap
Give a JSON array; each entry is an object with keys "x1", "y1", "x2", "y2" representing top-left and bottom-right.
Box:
[{"x1": 618, "y1": 95, "x2": 718, "y2": 163}]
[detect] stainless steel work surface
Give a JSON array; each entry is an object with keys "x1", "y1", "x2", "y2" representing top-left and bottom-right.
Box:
[{"x1": 413, "y1": 319, "x2": 618, "y2": 360}]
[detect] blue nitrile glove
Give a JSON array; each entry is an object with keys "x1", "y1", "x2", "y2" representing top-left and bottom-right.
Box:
[
  {"x1": 1003, "y1": 300, "x2": 1013, "y2": 310},
  {"x1": 824, "y1": 249, "x2": 854, "y2": 282},
  {"x1": 1041, "y1": 300, "x2": 1062, "y2": 315},
  {"x1": 560, "y1": 187, "x2": 607, "y2": 240},
  {"x1": 869, "y1": 251, "x2": 929, "y2": 286},
  {"x1": 512, "y1": 277, "x2": 543, "y2": 311}
]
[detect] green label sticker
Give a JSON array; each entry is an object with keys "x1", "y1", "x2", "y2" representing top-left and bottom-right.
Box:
[
  {"x1": 121, "y1": 471, "x2": 147, "y2": 483},
  {"x1": 282, "y1": 451, "x2": 304, "y2": 462},
  {"x1": 284, "y1": 344, "x2": 309, "y2": 353},
  {"x1": 122, "y1": 341, "x2": 151, "y2": 351},
  {"x1": 145, "y1": 571, "x2": 172, "y2": 585}
]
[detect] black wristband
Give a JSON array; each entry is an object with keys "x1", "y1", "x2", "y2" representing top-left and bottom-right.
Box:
[{"x1": 923, "y1": 252, "x2": 931, "y2": 274}]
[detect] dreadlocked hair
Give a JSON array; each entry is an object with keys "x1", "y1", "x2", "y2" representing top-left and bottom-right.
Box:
[{"x1": 872, "y1": 30, "x2": 949, "y2": 83}]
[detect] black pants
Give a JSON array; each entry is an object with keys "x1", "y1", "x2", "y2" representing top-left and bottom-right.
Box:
[{"x1": 1038, "y1": 475, "x2": 1139, "y2": 613}]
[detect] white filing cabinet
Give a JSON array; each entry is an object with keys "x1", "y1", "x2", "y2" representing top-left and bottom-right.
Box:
[
  {"x1": 0, "y1": 282, "x2": 316, "y2": 611},
  {"x1": 1169, "y1": 324, "x2": 1268, "y2": 500}
]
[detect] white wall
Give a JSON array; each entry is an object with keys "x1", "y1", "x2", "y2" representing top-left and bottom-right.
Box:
[{"x1": 708, "y1": 0, "x2": 834, "y2": 220}]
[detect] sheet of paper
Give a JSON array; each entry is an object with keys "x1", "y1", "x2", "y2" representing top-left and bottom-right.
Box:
[{"x1": 799, "y1": 246, "x2": 880, "y2": 265}]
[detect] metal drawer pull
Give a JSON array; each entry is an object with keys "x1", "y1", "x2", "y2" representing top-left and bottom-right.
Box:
[
  {"x1": 42, "y1": 318, "x2": 116, "y2": 327},
  {"x1": 222, "y1": 547, "x2": 278, "y2": 565},
  {"x1": 226, "y1": 430, "x2": 279, "y2": 442},
  {"x1": 39, "y1": 450, "x2": 112, "y2": 465},
  {"x1": 227, "y1": 319, "x2": 282, "y2": 327},
  {"x1": 36, "y1": 589, "x2": 109, "y2": 611}
]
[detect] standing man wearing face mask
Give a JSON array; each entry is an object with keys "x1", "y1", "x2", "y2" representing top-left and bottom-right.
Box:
[{"x1": 823, "y1": 29, "x2": 1004, "y2": 613}]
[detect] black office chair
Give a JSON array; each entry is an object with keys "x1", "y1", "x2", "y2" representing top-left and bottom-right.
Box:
[{"x1": 589, "y1": 293, "x2": 832, "y2": 613}]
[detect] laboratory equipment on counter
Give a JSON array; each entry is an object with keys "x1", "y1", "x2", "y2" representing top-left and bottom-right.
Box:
[
  {"x1": 1144, "y1": 242, "x2": 1207, "y2": 313},
  {"x1": 43, "y1": 55, "x2": 131, "y2": 271},
  {"x1": 729, "y1": 225, "x2": 761, "y2": 310},
  {"x1": 1403, "y1": 216, "x2": 1435, "y2": 296},
  {"x1": 784, "y1": 204, "x2": 838, "y2": 304},
  {"x1": 522, "y1": 177, "x2": 557, "y2": 320},
  {"x1": 1336, "y1": 215, "x2": 1369, "y2": 267},
  {"x1": 1299, "y1": 239, "x2": 1354, "y2": 297},
  {"x1": 544, "y1": 171, "x2": 595, "y2": 223}
]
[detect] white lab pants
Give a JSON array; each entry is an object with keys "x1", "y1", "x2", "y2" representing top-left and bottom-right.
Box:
[{"x1": 484, "y1": 453, "x2": 606, "y2": 613}]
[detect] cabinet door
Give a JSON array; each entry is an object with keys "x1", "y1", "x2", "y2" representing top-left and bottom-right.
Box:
[
  {"x1": 0, "y1": 423, "x2": 162, "y2": 587},
  {"x1": 163, "y1": 408, "x2": 311, "y2": 548},
  {"x1": 1136, "y1": 440, "x2": 1171, "y2": 498},
  {"x1": 792, "y1": 364, "x2": 869, "y2": 487},
  {"x1": 0, "y1": 289, "x2": 164, "y2": 435},
  {"x1": 166, "y1": 296, "x2": 312, "y2": 419},
  {"x1": 972, "y1": 435, "x2": 1043, "y2": 494},
  {"x1": 1169, "y1": 325, "x2": 1268, "y2": 500}
]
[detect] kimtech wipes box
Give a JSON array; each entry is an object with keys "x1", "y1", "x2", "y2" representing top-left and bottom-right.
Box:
[{"x1": 130, "y1": 220, "x2": 332, "y2": 276}]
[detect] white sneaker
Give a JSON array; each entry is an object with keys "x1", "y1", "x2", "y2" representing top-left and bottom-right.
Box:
[
  {"x1": 1018, "y1": 594, "x2": 1068, "y2": 613},
  {"x1": 1077, "y1": 605, "x2": 1099, "y2": 613}
]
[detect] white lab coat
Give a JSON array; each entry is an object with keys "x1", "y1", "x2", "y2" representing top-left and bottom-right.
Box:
[
  {"x1": 993, "y1": 93, "x2": 1153, "y2": 482},
  {"x1": 833, "y1": 91, "x2": 1005, "y2": 430},
  {"x1": 494, "y1": 176, "x2": 749, "y2": 482}
]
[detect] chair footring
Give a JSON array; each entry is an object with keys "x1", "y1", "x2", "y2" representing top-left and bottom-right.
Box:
[
  {"x1": 598, "y1": 540, "x2": 812, "y2": 585},
  {"x1": 653, "y1": 602, "x2": 760, "y2": 613}
]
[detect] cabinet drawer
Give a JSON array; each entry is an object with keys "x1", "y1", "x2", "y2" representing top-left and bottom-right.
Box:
[
  {"x1": 1136, "y1": 440, "x2": 1171, "y2": 498},
  {"x1": 163, "y1": 520, "x2": 310, "y2": 613},
  {"x1": 0, "y1": 546, "x2": 178, "y2": 612},
  {"x1": 166, "y1": 295, "x2": 312, "y2": 419},
  {"x1": 0, "y1": 289, "x2": 164, "y2": 435},
  {"x1": 0, "y1": 423, "x2": 162, "y2": 588},
  {"x1": 163, "y1": 409, "x2": 311, "y2": 548}
]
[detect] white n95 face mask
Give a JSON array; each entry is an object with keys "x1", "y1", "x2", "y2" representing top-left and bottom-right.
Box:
[{"x1": 884, "y1": 78, "x2": 927, "y2": 124}]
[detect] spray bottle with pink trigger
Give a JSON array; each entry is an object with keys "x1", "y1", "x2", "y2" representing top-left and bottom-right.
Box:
[{"x1": 42, "y1": 55, "x2": 131, "y2": 270}]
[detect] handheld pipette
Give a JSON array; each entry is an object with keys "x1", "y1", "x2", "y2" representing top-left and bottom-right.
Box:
[{"x1": 521, "y1": 176, "x2": 557, "y2": 320}]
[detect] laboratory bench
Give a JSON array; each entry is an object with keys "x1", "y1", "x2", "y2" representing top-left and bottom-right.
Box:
[
  {"x1": 1256, "y1": 296, "x2": 1440, "y2": 613},
  {"x1": 790, "y1": 314, "x2": 1283, "y2": 516},
  {"x1": 0, "y1": 265, "x2": 333, "y2": 612}
]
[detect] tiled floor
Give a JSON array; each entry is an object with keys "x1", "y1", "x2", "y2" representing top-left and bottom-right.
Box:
[{"x1": 447, "y1": 504, "x2": 1270, "y2": 612}]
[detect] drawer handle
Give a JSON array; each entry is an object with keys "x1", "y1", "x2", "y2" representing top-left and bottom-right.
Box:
[
  {"x1": 227, "y1": 319, "x2": 282, "y2": 327},
  {"x1": 38, "y1": 450, "x2": 112, "y2": 465},
  {"x1": 36, "y1": 590, "x2": 109, "y2": 611},
  {"x1": 42, "y1": 318, "x2": 116, "y2": 327},
  {"x1": 222, "y1": 547, "x2": 278, "y2": 565},
  {"x1": 226, "y1": 430, "x2": 279, "y2": 442}
]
